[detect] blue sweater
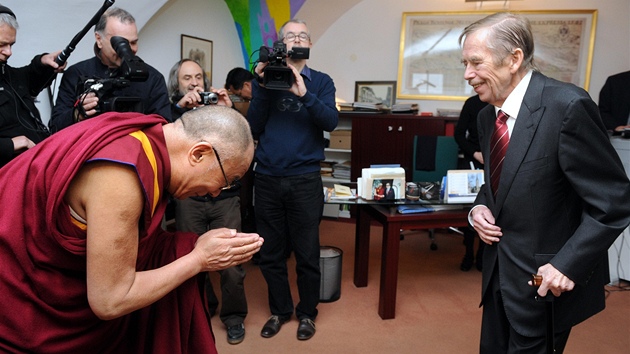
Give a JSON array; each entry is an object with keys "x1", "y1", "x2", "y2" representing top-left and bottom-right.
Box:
[{"x1": 247, "y1": 66, "x2": 338, "y2": 176}]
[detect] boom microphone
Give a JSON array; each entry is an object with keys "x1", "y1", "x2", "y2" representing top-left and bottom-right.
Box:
[{"x1": 55, "y1": 0, "x2": 116, "y2": 66}]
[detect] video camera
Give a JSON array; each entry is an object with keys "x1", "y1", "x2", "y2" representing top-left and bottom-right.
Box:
[
  {"x1": 81, "y1": 36, "x2": 149, "y2": 114},
  {"x1": 258, "y1": 41, "x2": 309, "y2": 90}
]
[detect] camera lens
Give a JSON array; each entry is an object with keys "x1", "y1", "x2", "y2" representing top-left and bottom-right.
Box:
[
  {"x1": 110, "y1": 36, "x2": 134, "y2": 59},
  {"x1": 199, "y1": 92, "x2": 219, "y2": 105}
]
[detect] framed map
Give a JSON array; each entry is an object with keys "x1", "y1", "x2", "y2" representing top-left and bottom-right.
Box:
[{"x1": 396, "y1": 10, "x2": 597, "y2": 101}]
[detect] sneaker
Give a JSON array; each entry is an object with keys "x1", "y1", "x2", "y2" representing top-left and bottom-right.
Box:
[{"x1": 227, "y1": 323, "x2": 245, "y2": 344}]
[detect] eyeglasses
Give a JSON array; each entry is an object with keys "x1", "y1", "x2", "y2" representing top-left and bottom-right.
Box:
[
  {"x1": 212, "y1": 146, "x2": 238, "y2": 191},
  {"x1": 283, "y1": 32, "x2": 310, "y2": 42}
]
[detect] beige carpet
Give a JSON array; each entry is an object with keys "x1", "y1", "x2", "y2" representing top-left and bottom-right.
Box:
[{"x1": 210, "y1": 219, "x2": 630, "y2": 353}]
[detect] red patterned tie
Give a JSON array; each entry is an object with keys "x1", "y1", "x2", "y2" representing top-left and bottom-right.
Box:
[{"x1": 489, "y1": 110, "x2": 509, "y2": 197}]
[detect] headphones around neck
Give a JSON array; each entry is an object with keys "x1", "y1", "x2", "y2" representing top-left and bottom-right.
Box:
[{"x1": 0, "y1": 5, "x2": 16, "y2": 20}]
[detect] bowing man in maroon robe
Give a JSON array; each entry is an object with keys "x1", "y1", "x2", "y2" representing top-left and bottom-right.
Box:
[{"x1": 0, "y1": 106, "x2": 262, "y2": 353}]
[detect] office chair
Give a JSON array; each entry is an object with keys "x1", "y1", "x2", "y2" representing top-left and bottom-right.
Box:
[{"x1": 407, "y1": 135, "x2": 460, "y2": 250}]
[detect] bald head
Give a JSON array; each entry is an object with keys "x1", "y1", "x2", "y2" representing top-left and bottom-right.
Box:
[
  {"x1": 165, "y1": 105, "x2": 254, "y2": 199},
  {"x1": 181, "y1": 105, "x2": 252, "y2": 157}
]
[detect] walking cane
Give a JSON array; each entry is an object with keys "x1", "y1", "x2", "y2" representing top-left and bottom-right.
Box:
[{"x1": 532, "y1": 274, "x2": 555, "y2": 354}]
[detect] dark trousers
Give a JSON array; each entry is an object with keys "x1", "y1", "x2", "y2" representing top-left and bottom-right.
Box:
[
  {"x1": 175, "y1": 196, "x2": 248, "y2": 327},
  {"x1": 480, "y1": 264, "x2": 571, "y2": 354},
  {"x1": 254, "y1": 172, "x2": 323, "y2": 320}
]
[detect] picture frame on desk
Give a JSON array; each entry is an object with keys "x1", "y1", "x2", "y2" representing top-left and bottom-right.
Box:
[
  {"x1": 181, "y1": 34, "x2": 213, "y2": 85},
  {"x1": 354, "y1": 81, "x2": 397, "y2": 109},
  {"x1": 396, "y1": 10, "x2": 597, "y2": 101}
]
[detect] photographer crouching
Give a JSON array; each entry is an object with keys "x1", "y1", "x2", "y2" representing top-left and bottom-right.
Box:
[{"x1": 50, "y1": 7, "x2": 172, "y2": 133}]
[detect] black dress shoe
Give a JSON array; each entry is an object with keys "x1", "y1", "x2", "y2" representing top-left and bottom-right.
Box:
[
  {"x1": 297, "y1": 318, "x2": 316, "y2": 340},
  {"x1": 261, "y1": 315, "x2": 288, "y2": 338},
  {"x1": 460, "y1": 255, "x2": 473, "y2": 271},
  {"x1": 227, "y1": 323, "x2": 245, "y2": 344}
]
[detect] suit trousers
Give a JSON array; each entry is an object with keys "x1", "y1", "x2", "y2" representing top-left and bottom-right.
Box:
[
  {"x1": 254, "y1": 172, "x2": 323, "y2": 320},
  {"x1": 175, "y1": 196, "x2": 248, "y2": 327},
  {"x1": 480, "y1": 263, "x2": 571, "y2": 354}
]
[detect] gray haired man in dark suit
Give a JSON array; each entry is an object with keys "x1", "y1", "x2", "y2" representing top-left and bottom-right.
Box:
[{"x1": 460, "y1": 12, "x2": 630, "y2": 353}]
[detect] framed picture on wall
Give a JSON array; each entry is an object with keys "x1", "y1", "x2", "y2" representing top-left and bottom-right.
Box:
[
  {"x1": 354, "y1": 81, "x2": 397, "y2": 109},
  {"x1": 396, "y1": 10, "x2": 597, "y2": 101},
  {"x1": 181, "y1": 34, "x2": 213, "y2": 85}
]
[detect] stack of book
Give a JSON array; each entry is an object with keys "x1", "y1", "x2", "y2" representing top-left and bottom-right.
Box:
[
  {"x1": 436, "y1": 108, "x2": 461, "y2": 117},
  {"x1": 391, "y1": 103, "x2": 419, "y2": 114},
  {"x1": 338, "y1": 102, "x2": 354, "y2": 112},
  {"x1": 323, "y1": 184, "x2": 357, "y2": 202},
  {"x1": 320, "y1": 160, "x2": 336, "y2": 177},
  {"x1": 332, "y1": 160, "x2": 351, "y2": 180},
  {"x1": 338, "y1": 102, "x2": 385, "y2": 113}
]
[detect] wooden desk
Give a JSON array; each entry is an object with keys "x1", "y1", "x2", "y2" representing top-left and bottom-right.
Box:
[{"x1": 353, "y1": 204, "x2": 470, "y2": 319}]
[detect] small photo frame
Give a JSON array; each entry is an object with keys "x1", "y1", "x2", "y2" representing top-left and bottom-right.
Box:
[
  {"x1": 354, "y1": 81, "x2": 397, "y2": 109},
  {"x1": 181, "y1": 34, "x2": 213, "y2": 85}
]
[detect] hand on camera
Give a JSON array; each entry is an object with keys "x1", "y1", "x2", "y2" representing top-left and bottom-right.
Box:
[
  {"x1": 210, "y1": 87, "x2": 234, "y2": 108},
  {"x1": 254, "y1": 62, "x2": 268, "y2": 87},
  {"x1": 177, "y1": 87, "x2": 204, "y2": 109},
  {"x1": 287, "y1": 63, "x2": 307, "y2": 97},
  {"x1": 75, "y1": 92, "x2": 99, "y2": 122}
]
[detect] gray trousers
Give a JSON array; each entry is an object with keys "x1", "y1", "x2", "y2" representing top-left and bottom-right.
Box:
[{"x1": 175, "y1": 196, "x2": 247, "y2": 327}]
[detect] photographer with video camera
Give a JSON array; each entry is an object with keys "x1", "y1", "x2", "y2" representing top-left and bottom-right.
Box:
[
  {"x1": 248, "y1": 19, "x2": 338, "y2": 341},
  {"x1": 50, "y1": 7, "x2": 171, "y2": 133},
  {"x1": 0, "y1": 4, "x2": 65, "y2": 168}
]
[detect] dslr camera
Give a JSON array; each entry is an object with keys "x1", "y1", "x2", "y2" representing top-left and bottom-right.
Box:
[
  {"x1": 258, "y1": 40, "x2": 309, "y2": 90},
  {"x1": 81, "y1": 36, "x2": 149, "y2": 115},
  {"x1": 198, "y1": 91, "x2": 219, "y2": 105}
]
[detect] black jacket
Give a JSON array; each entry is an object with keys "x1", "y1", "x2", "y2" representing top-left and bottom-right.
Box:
[
  {"x1": 0, "y1": 55, "x2": 54, "y2": 167},
  {"x1": 49, "y1": 56, "x2": 172, "y2": 132},
  {"x1": 598, "y1": 70, "x2": 630, "y2": 131}
]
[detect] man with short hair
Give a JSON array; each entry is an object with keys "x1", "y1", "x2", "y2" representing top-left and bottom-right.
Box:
[
  {"x1": 0, "y1": 105, "x2": 262, "y2": 353},
  {"x1": 50, "y1": 7, "x2": 171, "y2": 132},
  {"x1": 225, "y1": 67, "x2": 254, "y2": 102},
  {"x1": 461, "y1": 12, "x2": 630, "y2": 353},
  {"x1": 0, "y1": 4, "x2": 64, "y2": 167},
  {"x1": 248, "y1": 19, "x2": 338, "y2": 341}
]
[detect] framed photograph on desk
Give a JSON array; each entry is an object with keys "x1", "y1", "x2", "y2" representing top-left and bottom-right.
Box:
[
  {"x1": 354, "y1": 81, "x2": 397, "y2": 109},
  {"x1": 396, "y1": 10, "x2": 597, "y2": 101}
]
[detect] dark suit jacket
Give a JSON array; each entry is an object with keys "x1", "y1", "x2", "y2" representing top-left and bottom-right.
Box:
[
  {"x1": 454, "y1": 94, "x2": 488, "y2": 169},
  {"x1": 598, "y1": 70, "x2": 630, "y2": 131},
  {"x1": 474, "y1": 71, "x2": 630, "y2": 337}
]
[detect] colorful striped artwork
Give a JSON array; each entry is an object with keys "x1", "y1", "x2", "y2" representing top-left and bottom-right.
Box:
[{"x1": 224, "y1": 0, "x2": 306, "y2": 69}]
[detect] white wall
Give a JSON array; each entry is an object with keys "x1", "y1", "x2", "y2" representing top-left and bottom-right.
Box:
[
  {"x1": 309, "y1": 0, "x2": 630, "y2": 113},
  {"x1": 139, "y1": 0, "x2": 244, "y2": 88},
  {"x1": 2, "y1": 0, "x2": 629, "y2": 121}
]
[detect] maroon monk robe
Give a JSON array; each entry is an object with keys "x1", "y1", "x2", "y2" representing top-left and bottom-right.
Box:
[{"x1": 0, "y1": 112, "x2": 217, "y2": 353}]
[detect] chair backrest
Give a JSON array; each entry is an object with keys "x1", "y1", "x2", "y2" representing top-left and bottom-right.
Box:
[{"x1": 412, "y1": 135, "x2": 459, "y2": 182}]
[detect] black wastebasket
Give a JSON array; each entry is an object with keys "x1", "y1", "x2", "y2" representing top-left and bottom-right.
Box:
[{"x1": 319, "y1": 245, "x2": 343, "y2": 302}]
